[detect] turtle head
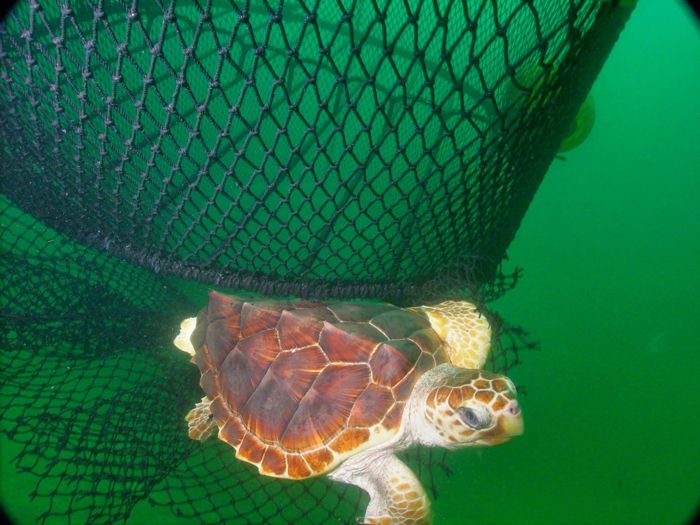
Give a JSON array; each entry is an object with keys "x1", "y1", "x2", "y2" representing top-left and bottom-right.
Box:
[{"x1": 420, "y1": 367, "x2": 523, "y2": 448}]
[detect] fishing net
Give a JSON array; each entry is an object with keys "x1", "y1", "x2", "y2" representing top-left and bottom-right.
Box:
[
  {"x1": 0, "y1": 1, "x2": 632, "y2": 524},
  {"x1": 0, "y1": 193, "x2": 528, "y2": 524}
]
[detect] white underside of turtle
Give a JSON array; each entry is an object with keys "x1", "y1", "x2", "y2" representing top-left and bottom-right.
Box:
[{"x1": 174, "y1": 294, "x2": 524, "y2": 525}]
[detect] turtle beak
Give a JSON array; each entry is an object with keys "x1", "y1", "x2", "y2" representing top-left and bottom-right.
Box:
[
  {"x1": 500, "y1": 414, "x2": 524, "y2": 438},
  {"x1": 480, "y1": 400, "x2": 523, "y2": 445},
  {"x1": 499, "y1": 400, "x2": 524, "y2": 437}
]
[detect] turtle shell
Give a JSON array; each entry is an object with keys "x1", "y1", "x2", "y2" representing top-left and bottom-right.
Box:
[{"x1": 190, "y1": 291, "x2": 447, "y2": 479}]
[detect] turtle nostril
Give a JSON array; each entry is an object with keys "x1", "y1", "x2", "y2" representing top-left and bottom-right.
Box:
[{"x1": 506, "y1": 400, "x2": 520, "y2": 415}]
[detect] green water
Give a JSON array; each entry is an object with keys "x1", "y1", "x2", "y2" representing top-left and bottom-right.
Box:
[
  {"x1": 430, "y1": 1, "x2": 700, "y2": 523},
  {"x1": 2, "y1": 0, "x2": 699, "y2": 524}
]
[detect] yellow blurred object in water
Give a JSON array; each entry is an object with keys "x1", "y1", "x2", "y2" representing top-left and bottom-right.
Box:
[{"x1": 558, "y1": 94, "x2": 596, "y2": 153}]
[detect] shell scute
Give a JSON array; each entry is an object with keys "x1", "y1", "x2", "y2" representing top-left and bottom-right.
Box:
[
  {"x1": 409, "y1": 328, "x2": 444, "y2": 355},
  {"x1": 220, "y1": 329, "x2": 279, "y2": 409},
  {"x1": 393, "y1": 369, "x2": 418, "y2": 400},
  {"x1": 240, "y1": 302, "x2": 284, "y2": 337},
  {"x1": 382, "y1": 402, "x2": 405, "y2": 431},
  {"x1": 192, "y1": 346, "x2": 208, "y2": 371},
  {"x1": 199, "y1": 368, "x2": 217, "y2": 399},
  {"x1": 205, "y1": 318, "x2": 238, "y2": 368},
  {"x1": 370, "y1": 309, "x2": 431, "y2": 339},
  {"x1": 277, "y1": 309, "x2": 324, "y2": 350},
  {"x1": 286, "y1": 305, "x2": 337, "y2": 323},
  {"x1": 280, "y1": 363, "x2": 369, "y2": 450},
  {"x1": 219, "y1": 417, "x2": 245, "y2": 448},
  {"x1": 392, "y1": 350, "x2": 438, "y2": 400},
  {"x1": 207, "y1": 290, "x2": 243, "y2": 321},
  {"x1": 415, "y1": 349, "x2": 438, "y2": 374},
  {"x1": 261, "y1": 446, "x2": 287, "y2": 476},
  {"x1": 286, "y1": 454, "x2": 311, "y2": 479},
  {"x1": 319, "y1": 321, "x2": 381, "y2": 362},
  {"x1": 328, "y1": 302, "x2": 399, "y2": 322},
  {"x1": 330, "y1": 428, "x2": 370, "y2": 454},
  {"x1": 369, "y1": 342, "x2": 414, "y2": 387},
  {"x1": 239, "y1": 346, "x2": 326, "y2": 443},
  {"x1": 303, "y1": 448, "x2": 334, "y2": 474},
  {"x1": 388, "y1": 338, "x2": 423, "y2": 364},
  {"x1": 348, "y1": 384, "x2": 394, "y2": 427},
  {"x1": 237, "y1": 433, "x2": 266, "y2": 464}
]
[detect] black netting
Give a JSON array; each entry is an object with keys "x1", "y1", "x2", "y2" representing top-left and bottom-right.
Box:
[
  {"x1": 0, "y1": 194, "x2": 195, "y2": 523},
  {"x1": 0, "y1": 192, "x2": 532, "y2": 525},
  {"x1": 1, "y1": 0, "x2": 632, "y2": 302},
  {"x1": 1, "y1": 1, "x2": 631, "y2": 524}
]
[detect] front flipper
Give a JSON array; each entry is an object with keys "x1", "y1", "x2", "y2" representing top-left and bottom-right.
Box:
[
  {"x1": 331, "y1": 453, "x2": 431, "y2": 525},
  {"x1": 185, "y1": 396, "x2": 217, "y2": 440},
  {"x1": 174, "y1": 317, "x2": 197, "y2": 356},
  {"x1": 414, "y1": 300, "x2": 491, "y2": 369}
]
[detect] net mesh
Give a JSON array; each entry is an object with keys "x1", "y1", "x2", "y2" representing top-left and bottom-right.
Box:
[
  {"x1": 1, "y1": 0, "x2": 631, "y2": 302},
  {"x1": 1, "y1": 0, "x2": 631, "y2": 524},
  {"x1": 0, "y1": 192, "x2": 532, "y2": 524}
]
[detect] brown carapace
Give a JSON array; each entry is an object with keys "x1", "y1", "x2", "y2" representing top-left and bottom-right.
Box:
[{"x1": 187, "y1": 291, "x2": 448, "y2": 479}]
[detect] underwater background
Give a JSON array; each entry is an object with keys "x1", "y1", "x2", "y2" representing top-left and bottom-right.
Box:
[{"x1": 1, "y1": 0, "x2": 699, "y2": 524}]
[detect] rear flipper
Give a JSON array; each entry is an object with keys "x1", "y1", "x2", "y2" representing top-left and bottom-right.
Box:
[
  {"x1": 331, "y1": 453, "x2": 431, "y2": 525},
  {"x1": 185, "y1": 396, "x2": 217, "y2": 440}
]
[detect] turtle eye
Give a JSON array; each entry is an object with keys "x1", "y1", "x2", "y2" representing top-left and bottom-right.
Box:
[{"x1": 457, "y1": 406, "x2": 490, "y2": 430}]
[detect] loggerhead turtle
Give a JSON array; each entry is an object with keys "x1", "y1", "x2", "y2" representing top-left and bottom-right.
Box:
[{"x1": 174, "y1": 291, "x2": 523, "y2": 525}]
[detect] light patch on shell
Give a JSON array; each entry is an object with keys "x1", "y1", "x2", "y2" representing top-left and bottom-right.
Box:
[
  {"x1": 271, "y1": 422, "x2": 394, "y2": 479},
  {"x1": 418, "y1": 300, "x2": 491, "y2": 369},
  {"x1": 227, "y1": 415, "x2": 400, "y2": 480},
  {"x1": 174, "y1": 316, "x2": 197, "y2": 355}
]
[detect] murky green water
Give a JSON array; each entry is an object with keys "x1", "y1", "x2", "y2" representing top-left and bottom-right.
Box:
[
  {"x1": 2, "y1": 1, "x2": 699, "y2": 524},
  {"x1": 431, "y1": 2, "x2": 700, "y2": 523}
]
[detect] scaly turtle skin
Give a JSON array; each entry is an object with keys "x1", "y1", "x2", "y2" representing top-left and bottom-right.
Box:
[{"x1": 175, "y1": 291, "x2": 523, "y2": 525}]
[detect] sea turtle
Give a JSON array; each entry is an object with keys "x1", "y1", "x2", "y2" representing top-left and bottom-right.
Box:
[{"x1": 174, "y1": 291, "x2": 523, "y2": 525}]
